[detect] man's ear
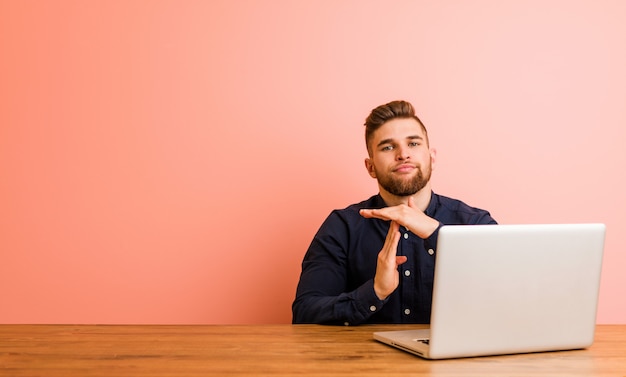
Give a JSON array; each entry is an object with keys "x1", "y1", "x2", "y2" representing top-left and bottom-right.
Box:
[{"x1": 364, "y1": 158, "x2": 377, "y2": 178}]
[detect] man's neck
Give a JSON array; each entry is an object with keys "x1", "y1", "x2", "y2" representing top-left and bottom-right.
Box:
[{"x1": 379, "y1": 184, "x2": 433, "y2": 211}]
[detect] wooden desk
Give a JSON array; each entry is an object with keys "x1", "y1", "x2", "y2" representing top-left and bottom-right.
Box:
[{"x1": 1, "y1": 324, "x2": 625, "y2": 376}]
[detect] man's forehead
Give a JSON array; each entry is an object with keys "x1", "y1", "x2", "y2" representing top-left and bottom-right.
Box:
[{"x1": 372, "y1": 118, "x2": 426, "y2": 141}]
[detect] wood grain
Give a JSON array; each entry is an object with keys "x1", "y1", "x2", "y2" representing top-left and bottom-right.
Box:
[{"x1": 1, "y1": 325, "x2": 625, "y2": 376}]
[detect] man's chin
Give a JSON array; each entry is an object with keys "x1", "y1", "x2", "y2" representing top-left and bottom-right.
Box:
[
  {"x1": 386, "y1": 181, "x2": 429, "y2": 197},
  {"x1": 378, "y1": 171, "x2": 430, "y2": 197},
  {"x1": 384, "y1": 185, "x2": 420, "y2": 197}
]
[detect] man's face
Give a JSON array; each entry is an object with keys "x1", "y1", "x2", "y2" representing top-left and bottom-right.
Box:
[{"x1": 365, "y1": 118, "x2": 436, "y2": 197}]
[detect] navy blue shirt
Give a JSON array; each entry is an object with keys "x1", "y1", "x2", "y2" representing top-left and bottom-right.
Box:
[{"x1": 292, "y1": 192, "x2": 497, "y2": 325}]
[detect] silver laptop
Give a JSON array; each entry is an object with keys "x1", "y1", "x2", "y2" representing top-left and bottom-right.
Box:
[{"x1": 374, "y1": 223, "x2": 606, "y2": 359}]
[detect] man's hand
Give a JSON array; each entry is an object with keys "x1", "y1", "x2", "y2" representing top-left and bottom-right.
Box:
[
  {"x1": 373, "y1": 221, "x2": 407, "y2": 300},
  {"x1": 360, "y1": 196, "x2": 440, "y2": 239}
]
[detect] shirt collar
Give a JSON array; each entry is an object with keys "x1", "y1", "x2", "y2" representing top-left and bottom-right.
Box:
[
  {"x1": 373, "y1": 190, "x2": 437, "y2": 213},
  {"x1": 425, "y1": 191, "x2": 438, "y2": 217}
]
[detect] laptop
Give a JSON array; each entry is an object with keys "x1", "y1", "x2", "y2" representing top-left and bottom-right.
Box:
[{"x1": 373, "y1": 223, "x2": 606, "y2": 359}]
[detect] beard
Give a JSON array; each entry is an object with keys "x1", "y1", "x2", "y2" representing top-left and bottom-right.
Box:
[{"x1": 376, "y1": 164, "x2": 432, "y2": 197}]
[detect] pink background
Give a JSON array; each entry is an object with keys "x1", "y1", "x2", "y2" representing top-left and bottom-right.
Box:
[{"x1": 1, "y1": 0, "x2": 624, "y2": 324}]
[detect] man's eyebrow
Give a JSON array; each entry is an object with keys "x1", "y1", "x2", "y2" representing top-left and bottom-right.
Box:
[
  {"x1": 376, "y1": 138, "x2": 395, "y2": 148},
  {"x1": 376, "y1": 135, "x2": 423, "y2": 148},
  {"x1": 407, "y1": 135, "x2": 424, "y2": 141}
]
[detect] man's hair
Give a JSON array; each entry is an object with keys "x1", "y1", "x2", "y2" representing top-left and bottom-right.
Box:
[{"x1": 364, "y1": 100, "x2": 428, "y2": 153}]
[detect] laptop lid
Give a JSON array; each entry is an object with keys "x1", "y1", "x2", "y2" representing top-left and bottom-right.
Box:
[{"x1": 374, "y1": 223, "x2": 606, "y2": 359}]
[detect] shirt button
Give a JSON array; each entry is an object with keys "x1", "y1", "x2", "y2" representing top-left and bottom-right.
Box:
[
  {"x1": 404, "y1": 309, "x2": 411, "y2": 315},
  {"x1": 403, "y1": 233, "x2": 409, "y2": 239},
  {"x1": 404, "y1": 270, "x2": 411, "y2": 277},
  {"x1": 427, "y1": 248, "x2": 434, "y2": 255},
  {"x1": 370, "y1": 305, "x2": 377, "y2": 312}
]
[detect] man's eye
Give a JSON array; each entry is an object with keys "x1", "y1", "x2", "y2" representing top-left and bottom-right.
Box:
[
  {"x1": 381, "y1": 145, "x2": 394, "y2": 151},
  {"x1": 409, "y1": 142, "x2": 419, "y2": 147}
]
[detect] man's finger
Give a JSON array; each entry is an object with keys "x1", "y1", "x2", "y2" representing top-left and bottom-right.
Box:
[
  {"x1": 359, "y1": 208, "x2": 389, "y2": 220},
  {"x1": 382, "y1": 221, "x2": 400, "y2": 258},
  {"x1": 407, "y1": 196, "x2": 416, "y2": 209},
  {"x1": 396, "y1": 256, "x2": 408, "y2": 266}
]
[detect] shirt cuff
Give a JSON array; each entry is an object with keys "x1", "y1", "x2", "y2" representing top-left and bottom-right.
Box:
[
  {"x1": 424, "y1": 221, "x2": 442, "y2": 251},
  {"x1": 354, "y1": 279, "x2": 388, "y2": 317}
]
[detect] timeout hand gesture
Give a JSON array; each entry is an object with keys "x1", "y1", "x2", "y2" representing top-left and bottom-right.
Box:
[
  {"x1": 359, "y1": 196, "x2": 439, "y2": 239},
  {"x1": 360, "y1": 197, "x2": 440, "y2": 300}
]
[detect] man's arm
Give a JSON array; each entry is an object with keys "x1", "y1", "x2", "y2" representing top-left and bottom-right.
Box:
[
  {"x1": 360, "y1": 196, "x2": 440, "y2": 239},
  {"x1": 292, "y1": 277, "x2": 386, "y2": 325},
  {"x1": 360, "y1": 195, "x2": 497, "y2": 253},
  {"x1": 292, "y1": 214, "x2": 405, "y2": 325}
]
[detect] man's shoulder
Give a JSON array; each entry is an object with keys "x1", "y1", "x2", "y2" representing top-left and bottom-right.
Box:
[
  {"x1": 315, "y1": 194, "x2": 383, "y2": 235},
  {"x1": 431, "y1": 192, "x2": 496, "y2": 224},
  {"x1": 325, "y1": 194, "x2": 383, "y2": 221},
  {"x1": 343, "y1": 194, "x2": 384, "y2": 211},
  {"x1": 433, "y1": 193, "x2": 484, "y2": 212}
]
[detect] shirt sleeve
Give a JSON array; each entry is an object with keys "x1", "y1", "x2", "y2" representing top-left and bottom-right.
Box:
[
  {"x1": 425, "y1": 205, "x2": 497, "y2": 252},
  {"x1": 292, "y1": 212, "x2": 386, "y2": 325}
]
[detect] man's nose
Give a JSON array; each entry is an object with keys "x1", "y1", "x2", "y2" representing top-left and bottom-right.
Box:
[{"x1": 396, "y1": 146, "x2": 410, "y2": 160}]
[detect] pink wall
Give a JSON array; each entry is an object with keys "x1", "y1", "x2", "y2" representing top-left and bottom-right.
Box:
[{"x1": 1, "y1": 0, "x2": 624, "y2": 324}]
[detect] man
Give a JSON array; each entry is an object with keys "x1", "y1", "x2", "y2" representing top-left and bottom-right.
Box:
[{"x1": 292, "y1": 100, "x2": 497, "y2": 325}]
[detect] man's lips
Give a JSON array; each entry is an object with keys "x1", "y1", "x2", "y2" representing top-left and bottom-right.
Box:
[{"x1": 393, "y1": 164, "x2": 416, "y2": 173}]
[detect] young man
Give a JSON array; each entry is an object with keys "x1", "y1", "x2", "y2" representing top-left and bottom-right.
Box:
[{"x1": 292, "y1": 100, "x2": 497, "y2": 325}]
